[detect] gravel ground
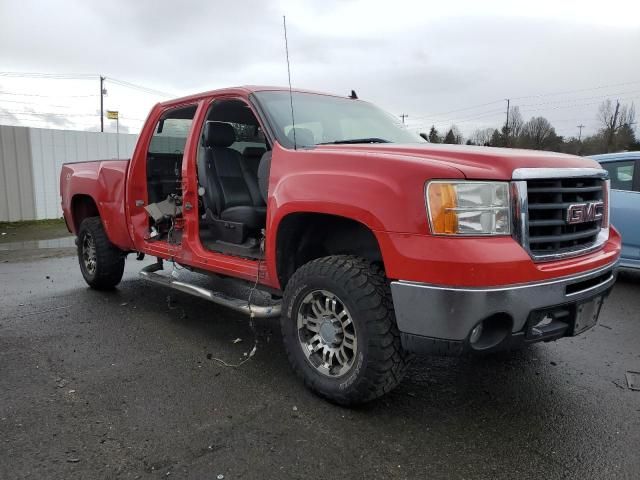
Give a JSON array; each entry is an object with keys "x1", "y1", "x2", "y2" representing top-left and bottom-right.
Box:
[{"x1": 1, "y1": 250, "x2": 639, "y2": 479}]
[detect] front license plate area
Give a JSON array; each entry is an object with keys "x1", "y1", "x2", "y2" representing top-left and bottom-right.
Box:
[{"x1": 572, "y1": 295, "x2": 603, "y2": 335}]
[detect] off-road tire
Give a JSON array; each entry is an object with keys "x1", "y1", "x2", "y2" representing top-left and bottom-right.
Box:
[
  {"x1": 77, "y1": 217, "x2": 125, "y2": 290},
  {"x1": 281, "y1": 255, "x2": 411, "y2": 405}
]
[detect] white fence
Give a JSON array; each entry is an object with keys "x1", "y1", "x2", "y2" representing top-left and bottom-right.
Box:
[{"x1": 0, "y1": 125, "x2": 138, "y2": 221}]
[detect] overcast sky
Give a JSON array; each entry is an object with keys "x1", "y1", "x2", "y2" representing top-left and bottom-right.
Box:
[{"x1": 1, "y1": 0, "x2": 639, "y2": 138}]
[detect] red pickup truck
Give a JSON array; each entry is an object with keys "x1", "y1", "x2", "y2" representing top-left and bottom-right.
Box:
[{"x1": 61, "y1": 86, "x2": 621, "y2": 404}]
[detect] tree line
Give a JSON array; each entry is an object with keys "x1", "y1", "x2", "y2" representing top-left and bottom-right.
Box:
[{"x1": 423, "y1": 99, "x2": 638, "y2": 155}]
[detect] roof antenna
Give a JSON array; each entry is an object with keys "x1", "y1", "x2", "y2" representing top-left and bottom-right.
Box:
[
  {"x1": 283, "y1": 15, "x2": 296, "y2": 150},
  {"x1": 349, "y1": 90, "x2": 358, "y2": 99}
]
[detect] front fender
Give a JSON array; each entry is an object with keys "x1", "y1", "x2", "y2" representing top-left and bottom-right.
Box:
[
  {"x1": 268, "y1": 144, "x2": 464, "y2": 235},
  {"x1": 263, "y1": 143, "x2": 465, "y2": 287}
]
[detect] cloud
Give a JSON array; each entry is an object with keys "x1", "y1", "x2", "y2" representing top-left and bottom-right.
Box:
[
  {"x1": 39, "y1": 113, "x2": 73, "y2": 128},
  {"x1": 0, "y1": 106, "x2": 73, "y2": 128},
  {"x1": 0, "y1": 0, "x2": 638, "y2": 138}
]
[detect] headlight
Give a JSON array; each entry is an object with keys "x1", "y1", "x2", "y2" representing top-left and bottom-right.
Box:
[{"x1": 426, "y1": 181, "x2": 511, "y2": 235}]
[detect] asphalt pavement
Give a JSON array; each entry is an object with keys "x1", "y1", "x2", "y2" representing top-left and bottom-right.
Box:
[{"x1": 1, "y1": 250, "x2": 639, "y2": 479}]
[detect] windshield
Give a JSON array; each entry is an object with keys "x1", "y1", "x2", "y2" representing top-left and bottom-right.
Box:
[{"x1": 254, "y1": 91, "x2": 425, "y2": 148}]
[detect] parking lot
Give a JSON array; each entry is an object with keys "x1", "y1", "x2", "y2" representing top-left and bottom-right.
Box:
[{"x1": 1, "y1": 250, "x2": 639, "y2": 479}]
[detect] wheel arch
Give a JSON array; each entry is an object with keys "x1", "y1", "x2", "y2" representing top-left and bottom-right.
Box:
[
  {"x1": 70, "y1": 194, "x2": 100, "y2": 232},
  {"x1": 274, "y1": 212, "x2": 384, "y2": 290}
]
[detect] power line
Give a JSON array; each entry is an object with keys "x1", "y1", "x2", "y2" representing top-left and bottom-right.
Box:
[
  {"x1": 438, "y1": 95, "x2": 638, "y2": 131},
  {"x1": 0, "y1": 98, "x2": 89, "y2": 108},
  {"x1": 519, "y1": 95, "x2": 639, "y2": 113},
  {"x1": 0, "y1": 109, "x2": 103, "y2": 118},
  {"x1": 536, "y1": 117, "x2": 599, "y2": 124},
  {"x1": 517, "y1": 89, "x2": 640, "y2": 108},
  {"x1": 0, "y1": 114, "x2": 97, "y2": 126},
  {"x1": 411, "y1": 99, "x2": 504, "y2": 121},
  {"x1": 511, "y1": 79, "x2": 640, "y2": 101},
  {"x1": 416, "y1": 92, "x2": 640, "y2": 126},
  {"x1": 0, "y1": 71, "x2": 174, "y2": 132},
  {"x1": 0, "y1": 71, "x2": 175, "y2": 97},
  {"x1": 0, "y1": 107, "x2": 146, "y2": 121},
  {"x1": 0, "y1": 113, "x2": 143, "y2": 132},
  {"x1": 0, "y1": 90, "x2": 97, "y2": 98},
  {"x1": 415, "y1": 108, "x2": 505, "y2": 127},
  {"x1": 106, "y1": 77, "x2": 174, "y2": 97},
  {"x1": 409, "y1": 80, "x2": 640, "y2": 126},
  {"x1": 412, "y1": 94, "x2": 638, "y2": 132},
  {"x1": 0, "y1": 72, "x2": 96, "y2": 79},
  {"x1": 119, "y1": 115, "x2": 146, "y2": 122}
]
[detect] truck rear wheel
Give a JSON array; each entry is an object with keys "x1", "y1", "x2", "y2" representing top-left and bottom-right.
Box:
[
  {"x1": 77, "y1": 217, "x2": 125, "y2": 290},
  {"x1": 281, "y1": 255, "x2": 410, "y2": 405}
]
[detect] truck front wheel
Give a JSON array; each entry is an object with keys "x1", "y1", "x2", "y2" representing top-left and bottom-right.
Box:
[
  {"x1": 281, "y1": 255, "x2": 410, "y2": 405},
  {"x1": 77, "y1": 217, "x2": 125, "y2": 290}
]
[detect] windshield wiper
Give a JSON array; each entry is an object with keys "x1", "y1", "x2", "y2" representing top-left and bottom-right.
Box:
[{"x1": 317, "y1": 137, "x2": 391, "y2": 145}]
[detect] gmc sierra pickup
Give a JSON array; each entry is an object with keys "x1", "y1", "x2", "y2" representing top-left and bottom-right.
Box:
[{"x1": 60, "y1": 86, "x2": 620, "y2": 404}]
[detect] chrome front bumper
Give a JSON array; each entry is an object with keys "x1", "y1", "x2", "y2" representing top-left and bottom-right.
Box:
[{"x1": 390, "y1": 262, "x2": 618, "y2": 354}]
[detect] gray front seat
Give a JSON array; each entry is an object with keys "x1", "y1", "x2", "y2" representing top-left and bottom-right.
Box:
[{"x1": 198, "y1": 121, "x2": 266, "y2": 231}]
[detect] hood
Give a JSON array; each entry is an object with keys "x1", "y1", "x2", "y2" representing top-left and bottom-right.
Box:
[{"x1": 315, "y1": 143, "x2": 602, "y2": 180}]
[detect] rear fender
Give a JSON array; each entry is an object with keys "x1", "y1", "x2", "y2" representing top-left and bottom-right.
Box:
[{"x1": 61, "y1": 161, "x2": 134, "y2": 251}]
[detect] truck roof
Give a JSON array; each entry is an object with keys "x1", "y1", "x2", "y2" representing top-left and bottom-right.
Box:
[
  {"x1": 158, "y1": 85, "x2": 345, "y2": 108},
  {"x1": 589, "y1": 151, "x2": 640, "y2": 163}
]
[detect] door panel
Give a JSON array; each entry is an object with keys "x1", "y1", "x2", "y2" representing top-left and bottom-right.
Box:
[
  {"x1": 601, "y1": 158, "x2": 640, "y2": 265},
  {"x1": 610, "y1": 189, "x2": 640, "y2": 263},
  {"x1": 126, "y1": 104, "x2": 198, "y2": 256}
]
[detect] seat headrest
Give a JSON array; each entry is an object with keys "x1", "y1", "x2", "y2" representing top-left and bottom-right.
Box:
[
  {"x1": 243, "y1": 146, "x2": 267, "y2": 158},
  {"x1": 203, "y1": 121, "x2": 236, "y2": 148},
  {"x1": 287, "y1": 128, "x2": 315, "y2": 147}
]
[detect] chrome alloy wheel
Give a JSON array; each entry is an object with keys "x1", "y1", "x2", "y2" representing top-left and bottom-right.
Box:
[
  {"x1": 297, "y1": 289, "x2": 357, "y2": 378},
  {"x1": 82, "y1": 232, "x2": 97, "y2": 275}
]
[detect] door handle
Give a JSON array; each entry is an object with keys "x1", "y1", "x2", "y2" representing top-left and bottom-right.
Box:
[
  {"x1": 184, "y1": 202, "x2": 193, "y2": 211},
  {"x1": 135, "y1": 199, "x2": 145, "y2": 207}
]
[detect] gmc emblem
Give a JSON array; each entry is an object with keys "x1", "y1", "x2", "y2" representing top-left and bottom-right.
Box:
[{"x1": 566, "y1": 201, "x2": 604, "y2": 224}]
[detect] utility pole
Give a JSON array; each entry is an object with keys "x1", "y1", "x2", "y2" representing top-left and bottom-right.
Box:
[
  {"x1": 504, "y1": 99, "x2": 510, "y2": 146},
  {"x1": 399, "y1": 113, "x2": 408, "y2": 124},
  {"x1": 100, "y1": 76, "x2": 106, "y2": 132},
  {"x1": 577, "y1": 124, "x2": 585, "y2": 142},
  {"x1": 606, "y1": 100, "x2": 620, "y2": 153}
]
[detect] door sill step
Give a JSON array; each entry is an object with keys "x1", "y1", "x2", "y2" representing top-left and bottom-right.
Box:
[{"x1": 139, "y1": 262, "x2": 281, "y2": 318}]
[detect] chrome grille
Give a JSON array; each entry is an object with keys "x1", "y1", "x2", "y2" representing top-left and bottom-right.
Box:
[
  {"x1": 512, "y1": 168, "x2": 609, "y2": 261},
  {"x1": 527, "y1": 177, "x2": 604, "y2": 255}
]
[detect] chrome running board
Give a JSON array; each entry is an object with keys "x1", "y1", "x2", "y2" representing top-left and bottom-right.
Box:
[{"x1": 139, "y1": 262, "x2": 281, "y2": 318}]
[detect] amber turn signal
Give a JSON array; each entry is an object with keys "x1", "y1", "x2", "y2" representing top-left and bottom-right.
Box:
[{"x1": 427, "y1": 182, "x2": 458, "y2": 234}]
